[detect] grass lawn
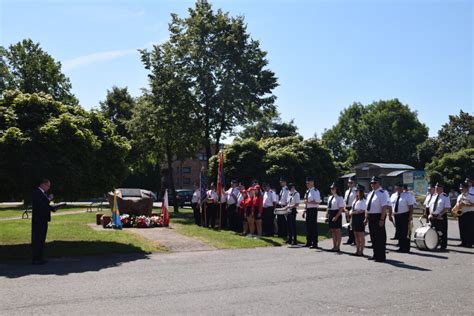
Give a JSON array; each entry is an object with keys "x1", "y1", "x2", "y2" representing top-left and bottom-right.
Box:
[
  {"x1": 0, "y1": 205, "x2": 102, "y2": 219},
  {"x1": 170, "y1": 208, "x2": 329, "y2": 249},
  {"x1": 0, "y1": 212, "x2": 163, "y2": 261}
]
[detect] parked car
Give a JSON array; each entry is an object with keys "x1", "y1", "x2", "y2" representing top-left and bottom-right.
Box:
[{"x1": 167, "y1": 189, "x2": 194, "y2": 208}]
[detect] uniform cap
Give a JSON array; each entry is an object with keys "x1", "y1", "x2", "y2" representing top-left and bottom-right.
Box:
[
  {"x1": 356, "y1": 184, "x2": 365, "y2": 191},
  {"x1": 370, "y1": 176, "x2": 381, "y2": 183},
  {"x1": 306, "y1": 177, "x2": 314, "y2": 182},
  {"x1": 435, "y1": 182, "x2": 444, "y2": 188},
  {"x1": 329, "y1": 182, "x2": 337, "y2": 189}
]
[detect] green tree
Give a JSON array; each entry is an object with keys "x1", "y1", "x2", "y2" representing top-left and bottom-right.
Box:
[
  {"x1": 99, "y1": 86, "x2": 135, "y2": 138},
  {"x1": 158, "y1": 0, "x2": 278, "y2": 162},
  {"x1": 425, "y1": 148, "x2": 474, "y2": 191},
  {"x1": 238, "y1": 114, "x2": 301, "y2": 140},
  {"x1": 435, "y1": 110, "x2": 473, "y2": 156},
  {"x1": 132, "y1": 42, "x2": 202, "y2": 212},
  {"x1": 0, "y1": 39, "x2": 77, "y2": 105},
  {"x1": 0, "y1": 90, "x2": 130, "y2": 202},
  {"x1": 322, "y1": 99, "x2": 428, "y2": 167},
  {"x1": 209, "y1": 136, "x2": 337, "y2": 195}
]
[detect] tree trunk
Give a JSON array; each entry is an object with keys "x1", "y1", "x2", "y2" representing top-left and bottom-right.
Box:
[{"x1": 165, "y1": 142, "x2": 179, "y2": 213}]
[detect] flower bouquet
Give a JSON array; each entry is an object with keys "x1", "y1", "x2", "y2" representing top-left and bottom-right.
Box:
[
  {"x1": 120, "y1": 214, "x2": 132, "y2": 227},
  {"x1": 150, "y1": 216, "x2": 161, "y2": 227},
  {"x1": 136, "y1": 215, "x2": 151, "y2": 228}
]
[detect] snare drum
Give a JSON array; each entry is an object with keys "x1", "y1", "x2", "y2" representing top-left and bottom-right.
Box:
[
  {"x1": 414, "y1": 225, "x2": 439, "y2": 250},
  {"x1": 274, "y1": 208, "x2": 289, "y2": 215}
]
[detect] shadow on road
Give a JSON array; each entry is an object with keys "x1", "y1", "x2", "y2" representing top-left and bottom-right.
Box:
[
  {"x1": 384, "y1": 259, "x2": 431, "y2": 271},
  {"x1": 0, "y1": 241, "x2": 151, "y2": 279}
]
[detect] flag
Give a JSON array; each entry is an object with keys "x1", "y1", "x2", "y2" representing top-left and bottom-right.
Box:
[
  {"x1": 161, "y1": 189, "x2": 170, "y2": 227},
  {"x1": 200, "y1": 168, "x2": 207, "y2": 205},
  {"x1": 216, "y1": 149, "x2": 224, "y2": 200},
  {"x1": 112, "y1": 190, "x2": 122, "y2": 229}
]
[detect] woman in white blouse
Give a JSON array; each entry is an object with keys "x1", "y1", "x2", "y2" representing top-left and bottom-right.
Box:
[
  {"x1": 350, "y1": 184, "x2": 367, "y2": 256},
  {"x1": 325, "y1": 183, "x2": 345, "y2": 252}
]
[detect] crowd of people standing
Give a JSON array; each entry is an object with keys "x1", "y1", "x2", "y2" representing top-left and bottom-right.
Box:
[{"x1": 191, "y1": 175, "x2": 474, "y2": 262}]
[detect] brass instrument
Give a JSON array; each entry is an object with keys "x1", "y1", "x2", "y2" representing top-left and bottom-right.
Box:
[{"x1": 451, "y1": 193, "x2": 472, "y2": 217}]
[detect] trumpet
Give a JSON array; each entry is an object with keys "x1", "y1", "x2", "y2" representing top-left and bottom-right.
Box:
[{"x1": 451, "y1": 203, "x2": 462, "y2": 217}]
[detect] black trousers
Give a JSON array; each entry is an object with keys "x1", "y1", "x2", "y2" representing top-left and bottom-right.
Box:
[
  {"x1": 263, "y1": 207, "x2": 275, "y2": 236},
  {"x1": 368, "y1": 214, "x2": 386, "y2": 261},
  {"x1": 305, "y1": 208, "x2": 318, "y2": 246},
  {"x1": 32, "y1": 220, "x2": 48, "y2": 261},
  {"x1": 192, "y1": 203, "x2": 201, "y2": 226},
  {"x1": 219, "y1": 203, "x2": 227, "y2": 229},
  {"x1": 345, "y1": 207, "x2": 355, "y2": 243},
  {"x1": 287, "y1": 208, "x2": 297, "y2": 242},
  {"x1": 392, "y1": 215, "x2": 400, "y2": 239},
  {"x1": 459, "y1": 211, "x2": 474, "y2": 246},
  {"x1": 206, "y1": 204, "x2": 217, "y2": 228},
  {"x1": 227, "y1": 204, "x2": 238, "y2": 231},
  {"x1": 394, "y1": 212, "x2": 410, "y2": 252},
  {"x1": 430, "y1": 214, "x2": 448, "y2": 248},
  {"x1": 277, "y1": 214, "x2": 288, "y2": 238}
]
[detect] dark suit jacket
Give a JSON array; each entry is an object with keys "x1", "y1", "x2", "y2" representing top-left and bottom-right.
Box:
[{"x1": 32, "y1": 188, "x2": 53, "y2": 223}]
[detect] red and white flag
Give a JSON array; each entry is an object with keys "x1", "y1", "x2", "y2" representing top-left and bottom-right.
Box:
[
  {"x1": 216, "y1": 150, "x2": 224, "y2": 200},
  {"x1": 162, "y1": 189, "x2": 170, "y2": 227}
]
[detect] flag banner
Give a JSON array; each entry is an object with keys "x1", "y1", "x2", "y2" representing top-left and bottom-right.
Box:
[
  {"x1": 200, "y1": 168, "x2": 207, "y2": 205},
  {"x1": 216, "y1": 150, "x2": 224, "y2": 200},
  {"x1": 112, "y1": 190, "x2": 123, "y2": 229},
  {"x1": 162, "y1": 189, "x2": 170, "y2": 227}
]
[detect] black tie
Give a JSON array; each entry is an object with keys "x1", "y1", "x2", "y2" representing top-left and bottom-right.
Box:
[
  {"x1": 432, "y1": 194, "x2": 440, "y2": 213},
  {"x1": 328, "y1": 196, "x2": 334, "y2": 210},
  {"x1": 345, "y1": 190, "x2": 350, "y2": 205},
  {"x1": 367, "y1": 191, "x2": 375, "y2": 212},
  {"x1": 305, "y1": 189, "x2": 309, "y2": 200},
  {"x1": 394, "y1": 193, "x2": 401, "y2": 213}
]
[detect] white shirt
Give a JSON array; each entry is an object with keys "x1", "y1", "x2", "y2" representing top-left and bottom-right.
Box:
[
  {"x1": 390, "y1": 192, "x2": 415, "y2": 214},
  {"x1": 429, "y1": 193, "x2": 451, "y2": 215},
  {"x1": 366, "y1": 188, "x2": 389, "y2": 214},
  {"x1": 220, "y1": 192, "x2": 227, "y2": 203},
  {"x1": 344, "y1": 187, "x2": 357, "y2": 208},
  {"x1": 226, "y1": 187, "x2": 240, "y2": 205},
  {"x1": 457, "y1": 192, "x2": 474, "y2": 213},
  {"x1": 206, "y1": 190, "x2": 218, "y2": 203},
  {"x1": 191, "y1": 189, "x2": 200, "y2": 203},
  {"x1": 423, "y1": 193, "x2": 435, "y2": 208},
  {"x1": 305, "y1": 187, "x2": 321, "y2": 208},
  {"x1": 237, "y1": 192, "x2": 244, "y2": 205},
  {"x1": 469, "y1": 187, "x2": 474, "y2": 195},
  {"x1": 327, "y1": 194, "x2": 345, "y2": 210},
  {"x1": 278, "y1": 186, "x2": 289, "y2": 206},
  {"x1": 352, "y1": 198, "x2": 367, "y2": 213},
  {"x1": 287, "y1": 191, "x2": 300, "y2": 207},
  {"x1": 263, "y1": 190, "x2": 276, "y2": 208}
]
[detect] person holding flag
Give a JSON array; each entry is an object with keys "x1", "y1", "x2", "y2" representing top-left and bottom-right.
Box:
[
  {"x1": 206, "y1": 183, "x2": 218, "y2": 228},
  {"x1": 161, "y1": 189, "x2": 170, "y2": 227},
  {"x1": 216, "y1": 150, "x2": 225, "y2": 229},
  {"x1": 111, "y1": 190, "x2": 123, "y2": 230}
]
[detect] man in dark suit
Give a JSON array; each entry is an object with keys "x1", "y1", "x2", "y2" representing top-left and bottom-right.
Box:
[{"x1": 31, "y1": 178, "x2": 55, "y2": 265}]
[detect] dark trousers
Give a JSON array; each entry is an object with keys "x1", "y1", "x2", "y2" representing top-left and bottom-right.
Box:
[
  {"x1": 392, "y1": 215, "x2": 400, "y2": 240},
  {"x1": 277, "y1": 214, "x2": 288, "y2": 238},
  {"x1": 368, "y1": 214, "x2": 386, "y2": 261},
  {"x1": 227, "y1": 204, "x2": 238, "y2": 231},
  {"x1": 395, "y1": 212, "x2": 410, "y2": 252},
  {"x1": 287, "y1": 208, "x2": 297, "y2": 242},
  {"x1": 32, "y1": 220, "x2": 48, "y2": 261},
  {"x1": 305, "y1": 208, "x2": 318, "y2": 246},
  {"x1": 263, "y1": 207, "x2": 275, "y2": 236},
  {"x1": 345, "y1": 208, "x2": 355, "y2": 243},
  {"x1": 459, "y1": 211, "x2": 474, "y2": 246},
  {"x1": 192, "y1": 203, "x2": 201, "y2": 226},
  {"x1": 219, "y1": 203, "x2": 227, "y2": 229},
  {"x1": 206, "y1": 204, "x2": 217, "y2": 228},
  {"x1": 430, "y1": 214, "x2": 448, "y2": 248}
]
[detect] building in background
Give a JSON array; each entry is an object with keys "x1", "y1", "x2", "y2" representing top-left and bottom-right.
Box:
[{"x1": 340, "y1": 162, "x2": 427, "y2": 195}]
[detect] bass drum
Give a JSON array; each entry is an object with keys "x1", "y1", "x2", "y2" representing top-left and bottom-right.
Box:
[{"x1": 414, "y1": 226, "x2": 439, "y2": 250}]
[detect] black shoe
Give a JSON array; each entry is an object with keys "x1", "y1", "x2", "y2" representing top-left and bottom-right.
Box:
[
  {"x1": 368, "y1": 256, "x2": 375, "y2": 260},
  {"x1": 343, "y1": 241, "x2": 352, "y2": 245},
  {"x1": 302, "y1": 243, "x2": 311, "y2": 247},
  {"x1": 310, "y1": 244, "x2": 319, "y2": 249},
  {"x1": 457, "y1": 243, "x2": 466, "y2": 247},
  {"x1": 375, "y1": 259, "x2": 386, "y2": 263},
  {"x1": 285, "y1": 239, "x2": 292, "y2": 244},
  {"x1": 390, "y1": 237, "x2": 397, "y2": 240}
]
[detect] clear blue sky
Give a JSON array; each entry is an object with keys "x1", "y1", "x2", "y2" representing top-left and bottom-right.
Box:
[{"x1": 1, "y1": 0, "x2": 472, "y2": 138}]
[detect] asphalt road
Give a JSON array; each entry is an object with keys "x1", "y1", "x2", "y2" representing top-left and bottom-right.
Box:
[{"x1": 1, "y1": 219, "x2": 473, "y2": 315}]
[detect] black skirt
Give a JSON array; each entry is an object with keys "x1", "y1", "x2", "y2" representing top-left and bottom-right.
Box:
[
  {"x1": 351, "y1": 213, "x2": 365, "y2": 232},
  {"x1": 328, "y1": 209, "x2": 342, "y2": 229}
]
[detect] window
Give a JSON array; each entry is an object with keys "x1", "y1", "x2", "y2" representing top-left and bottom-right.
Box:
[
  {"x1": 183, "y1": 177, "x2": 191, "y2": 184},
  {"x1": 182, "y1": 167, "x2": 191, "y2": 174}
]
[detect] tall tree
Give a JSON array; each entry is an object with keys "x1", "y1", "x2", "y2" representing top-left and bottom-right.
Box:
[
  {"x1": 132, "y1": 42, "x2": 201, "y2": 212},
  {"x1": 99, "y1": 86, "x2": 135, "y2": 138},
  {"x1": 157, "y1": 0, "x2": 278, "y2": 163},
  {"x1": 322, "y1": 99, "x2": 428, "y2": 167},
  {"x1": 426, "y1": 148, "x2": 474, "y2": 191},
  {"x1": 435, "y1": 110, "x2": 473, "y2": 156},
  {"x1": 0, "y1": 39, "x2": 77, "y2": 105},
  {"x1": 238, "y1": 114, "x2": 301, "y2": 140},
  {"x1": 0, "y1": 90, "x2": 130, "y2": 201}
]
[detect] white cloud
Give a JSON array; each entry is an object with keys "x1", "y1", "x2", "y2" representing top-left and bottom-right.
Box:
[{"x1": 62, "y1": 48, "x2": 138, "y2": 71}]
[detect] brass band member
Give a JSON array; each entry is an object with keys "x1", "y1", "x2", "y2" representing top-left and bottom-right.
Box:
[
  {"x1": 428, "y1": 182, "x2": 451, "y2": 250},
  {"x1": 351, "y1": 184, "x2": 367, "y2": 256},
  {"x1": 388, "y1": 182, "x2": 415, "y2": 253},
  {"x1": 456, "y1": 182, "x2": 474, "y2": 248},
  {"x1": 325, "y1": 183, "x2": 345, "y2": 252}
]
